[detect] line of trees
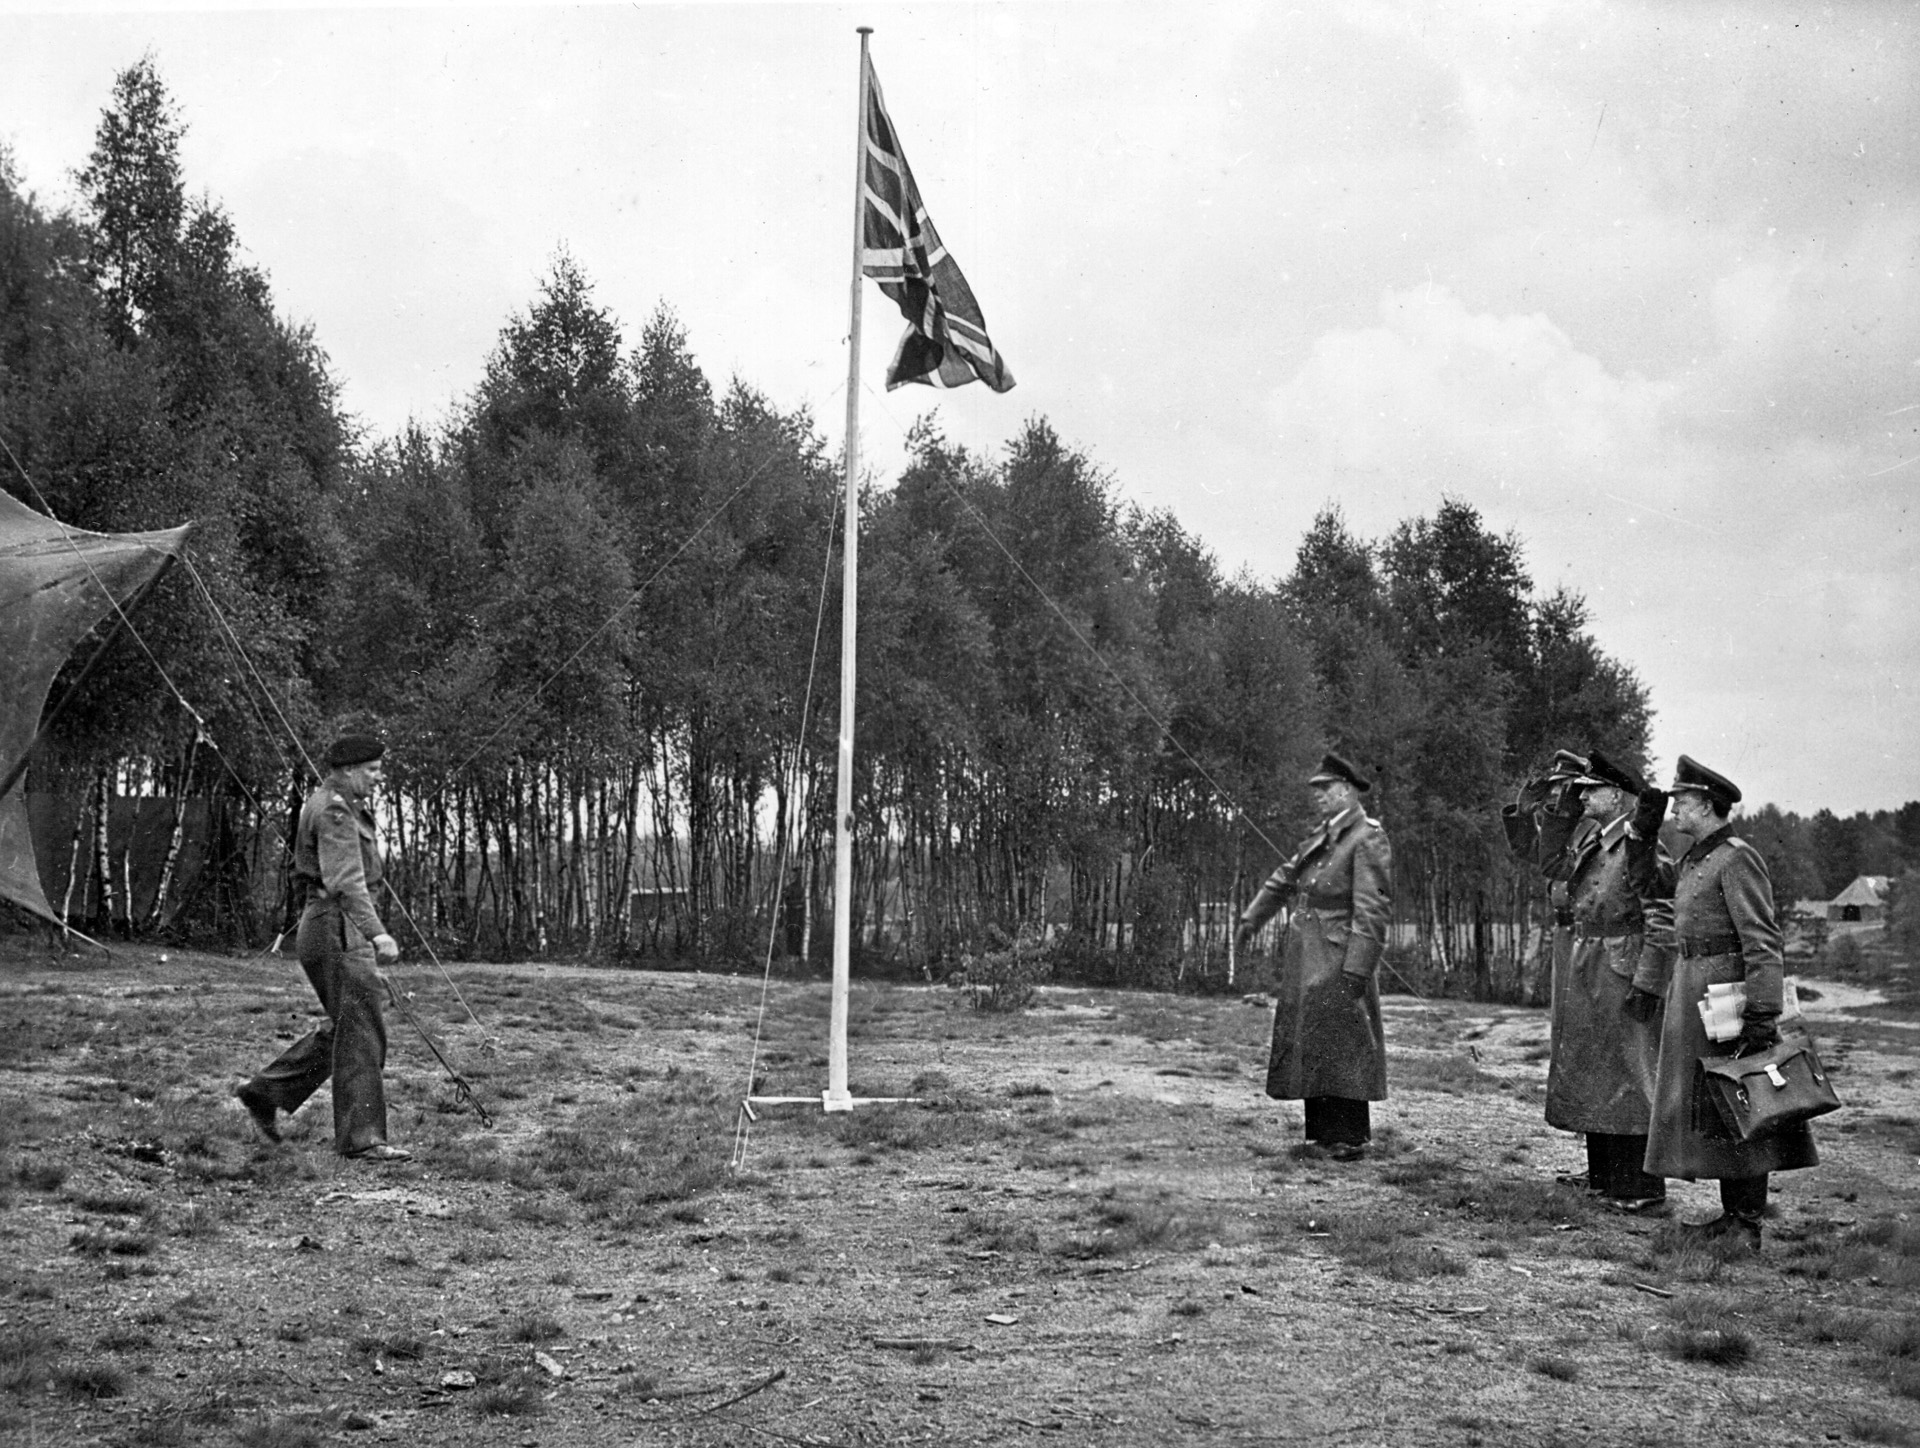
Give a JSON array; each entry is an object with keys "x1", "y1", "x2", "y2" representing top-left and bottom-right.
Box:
[
  {"x1": 1735, "y1": 805, "x2": 1920, "y2": 907},
  {"x1": 10, "y1": 60, "x2": 1893, "y2": 997}
]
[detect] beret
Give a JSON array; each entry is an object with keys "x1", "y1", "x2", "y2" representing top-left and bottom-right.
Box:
[{"x1": 324, "y1": 734, "x2": 386, "y2": 769}]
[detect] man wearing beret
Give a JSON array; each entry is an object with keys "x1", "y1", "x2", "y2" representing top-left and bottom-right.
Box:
[
  {"x1": 1641, "y1": 755, "x2": 1816, "y2": 1249},
  {"x1": 1236, "y1": 753, "x2": 1393, "y2": 1161},
  {"x1": 1541, "y1": 749, "x2": 1672, "y2": 1212},
  {"x1": 235, "y1": 735, "x2": 410, "y2": 1161}
]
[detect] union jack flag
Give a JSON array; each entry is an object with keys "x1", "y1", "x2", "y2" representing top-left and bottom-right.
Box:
[{"x1": 860, "y1": 56, "x2": 1015, "y2": 393}]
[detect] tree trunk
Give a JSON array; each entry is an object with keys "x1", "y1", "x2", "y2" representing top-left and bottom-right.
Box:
[
  {"x1": 61, "y1": 795, "x2": 89, "y2": 931},
  {"x1": 91, "y1": 768, "x2": 114, "y2": 930},
  {"x1": 148, "y1": 735, "x2": 199, "y2": 930}
]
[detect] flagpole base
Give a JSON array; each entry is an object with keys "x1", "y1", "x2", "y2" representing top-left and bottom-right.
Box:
[{"x1": 744, "y1": 1095, "x2": 922, "y2": 1113}]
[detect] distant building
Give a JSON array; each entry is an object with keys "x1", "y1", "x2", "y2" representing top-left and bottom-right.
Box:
[{"x1": 1827, "y1": 875, "x2": 1892, "y2": 924}]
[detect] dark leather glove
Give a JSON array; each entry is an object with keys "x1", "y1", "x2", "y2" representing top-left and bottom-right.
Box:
[
  {"x1": 1234, "y1": 922, "x2": 1255, "y2": 952},
  {"x1": 1622, "y1": 988, "x2": 1662, "y2": 1023},
  {"x1": 1735, "y1": 1015, "x2": 1781, "y2": 1057},
  {"x1": 1341, "y1": 973, "x2": 1369, "y2": 1002},
  {"x1": 1501, "y1": 803, "x2": 1538, "y2": 860},
  {"x1": 1537, "y1": 809, "x2": 1579, "y2": 864},
  {"x1": 1631, "y1": 787, "x2": 1669, "y2": 841}
]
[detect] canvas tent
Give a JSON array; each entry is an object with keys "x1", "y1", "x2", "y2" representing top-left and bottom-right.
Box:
[
  {"x1": 1827, "y1": 875, "x2": 1891, "y2": 924},
  {"x1": 0, "y1": 487, "x2": 189, "y2": 924}
]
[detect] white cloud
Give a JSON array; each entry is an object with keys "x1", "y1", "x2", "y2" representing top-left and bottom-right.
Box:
[
  {"x1": 1267, "y1": 285, "x2": 1672, "y2": 491},
  {"x1": 1262, "y1": 283, "x2": 1917, "y2": 812}
]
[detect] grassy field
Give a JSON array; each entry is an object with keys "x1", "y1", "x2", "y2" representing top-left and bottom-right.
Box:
[{"x1": 1, "y1": 937, "x2": 1917, "y2": 1447}]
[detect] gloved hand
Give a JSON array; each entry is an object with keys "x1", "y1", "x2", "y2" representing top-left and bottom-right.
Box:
[
  {"x1": 1341, "y1": 973, "x2": 1369, "y2": 1002},
  {"x1": 1630, "y1": 787, "x2": 1669, "y2": 841},
  {"x1": 373, "y1": 932, "x2": 401, "y2": 963},
  {"x1": 1234, "y1": 923, "x2": 1255, "y2": 952},
  {"x1": 1735, "y1": 1015, "x2": 1780, "y2": 1057},
  {"x1": 1501, "y1": 803, "x2": 1538, "y2": 860},
  {"x1": 1623, "y1": 988, "x2": 1662, "y2": 1023}
]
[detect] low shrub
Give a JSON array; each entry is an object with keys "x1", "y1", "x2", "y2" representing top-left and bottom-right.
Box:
[
  {"x1": 1657, "y1": 1327, "x2": 1753, "y2": 1366},
  {"x1": 958, "y1": 926, "x2": 1052, "y2": 1013}
]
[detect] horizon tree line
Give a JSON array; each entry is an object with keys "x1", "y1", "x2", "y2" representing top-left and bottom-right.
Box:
[{"x1": 4, "y1": 60, "x2": 1913, "y2": 997}]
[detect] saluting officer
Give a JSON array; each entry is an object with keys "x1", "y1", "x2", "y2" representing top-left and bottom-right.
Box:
[
  {"x1": 1503, "y1": 749, "x2": 1600, "y2": 1006},
  {"x1": 1642, "y1": 755, "x2": 1815, "y2": 1249},
  {"x1": 1236, "y1": 753, "x2": 1393, "y2": 1161},
  {"x1": 1545, "y1": 750, "x2": 1672, "y2": 1212},
  {"x1": 236, "y1": 735, "x2": 411, "y2": 1162}
]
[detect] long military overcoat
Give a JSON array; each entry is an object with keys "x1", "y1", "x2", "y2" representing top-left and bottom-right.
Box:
[
  {"x1": 1242, "y1": 806, "x2": 1393, "y2": 1102},
  {"x1": 1644, "y1": 827, "x2": 1818, "y2": 1180},
  {"x1": 1545, "y1": 815, "x2": 1671, "y2": 1134}
]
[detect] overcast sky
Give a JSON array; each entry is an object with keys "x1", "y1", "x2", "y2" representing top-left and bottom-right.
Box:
[{"x1": 2, "y1": 2, "x2": 1914, "y2": 815}]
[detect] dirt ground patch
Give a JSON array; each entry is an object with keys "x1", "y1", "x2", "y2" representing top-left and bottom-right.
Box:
[{"x1": 2, "y1": 940, "x2": 1917, "y2": 1447}]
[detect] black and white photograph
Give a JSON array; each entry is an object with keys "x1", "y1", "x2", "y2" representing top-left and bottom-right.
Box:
[{"x1": 1, "y1": 3, "x2": 1915, "y2": 1444}]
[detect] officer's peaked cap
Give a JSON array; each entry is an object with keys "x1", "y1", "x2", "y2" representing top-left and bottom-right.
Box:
[
  {"x1": 1544, "y1": 750, "x2": 1589, "y2": 782},
  {"x1": 1668, "y1": 754, "x2": 1740, "y2": 810},
  {"x1": 1307, "y1": 752, "x2": 1371, "y2": 793},
  {"x1": 1578, "y1": 748, "x2": 1644, "y2": 795}
]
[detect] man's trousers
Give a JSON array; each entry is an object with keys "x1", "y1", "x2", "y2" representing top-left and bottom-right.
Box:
[{"x1": 243, "y1": 904, "x2": 390, "y2": 1155}]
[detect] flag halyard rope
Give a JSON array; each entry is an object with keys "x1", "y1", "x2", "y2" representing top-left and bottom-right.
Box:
[
  {"x1": 732, "y1": 481, "x2": 843, "y2": 1171},
  {"x1": 924, "y1": 468, "x2": 1430, "y2": 1001}
]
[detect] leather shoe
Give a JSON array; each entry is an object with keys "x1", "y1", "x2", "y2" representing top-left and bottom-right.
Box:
[
  {"x1": 1327, "y1": 1143, "x2": 1367, "y2": 1162},
  {"x1": 1606, "y1": 1195, "x2": 1670, "y2": 1217},
  {"x1": 346, "y1": 1143, "x2": 412, "y2": 1163},
  {"x1": 1554, "y1": 1172, "x2": 1602, "y2": 1193},
  {"x1": 1684, "y1": 1214, "x2": 1761, "y2": 1251},
  {"x1": 235, "y1": 1085, "x2": 281, "y2": 1143}
]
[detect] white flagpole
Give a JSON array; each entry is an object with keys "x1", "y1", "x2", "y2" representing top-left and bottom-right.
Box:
[{"x1": 825, "y1": 26, "x2": 873, "y2": 1112}]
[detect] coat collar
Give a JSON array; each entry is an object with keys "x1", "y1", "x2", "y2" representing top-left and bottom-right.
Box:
[
  {"x1": 1599, "y1": 812, "x2": 1631, "y2": 848},
  {"x1": 1682, "y1": 823, "x2": 1736, "y2": 867},
  {"x1": 1326, "y1": 803, "x2": 1365, "y2": 839}
]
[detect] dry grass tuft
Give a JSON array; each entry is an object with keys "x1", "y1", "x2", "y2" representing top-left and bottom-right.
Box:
[
  {"x1": 1060, "y1": 1195, "x2": 1198, "y2": 1260},
  {"x1": 1845, "y1": 1412, "x2": 1920, "y2": 1447},
  {"x1": 69, "y1": 1227, "x2": 155, "y2": 1257},
  {"x1": 232, "y1": 1409, "x2": 336, "y2": 1448},
  {"x1": 504, "y1": 1311, "x2": 564, "y2": 1344},
  {"x1": 1316, "y1": 1205, "x2": 1470, "y2": 1281},
  {"x1": 14, "y1": 1159, "x2": 69, "y2": 1192},
  {"x1": 0, "y1": 1330, "x2": 53, "y2": 1397},
  {"x1": 353, "y1": 1328, "x2": 429, "y2": 1360},
  {"x1": 950, "y1": 1210, "x2": 1041, "y2": 1256},
  {"x1": 1657, "y1": 1327, "x2": 1754, "y2": 1366},
  {"x1": 1393, "y1": 1053, "x2": 1505, "y2": 1095},
  {"x1": 72, "y1": 1190, "x2": 150, "y2": 1216},
  {"x1": 1378, "y1": 1152, "x2": 1458, "y2": 1188},
  {"x1": 473, "y1": 1372, "x2": 546, "y2": 1417},
  {"x1": 120, "y1": 1389, "x2": 239, "y2": 1445},
  {"x1": 52, "y1": 1359, "x2": 128, "y2": 1399}
]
